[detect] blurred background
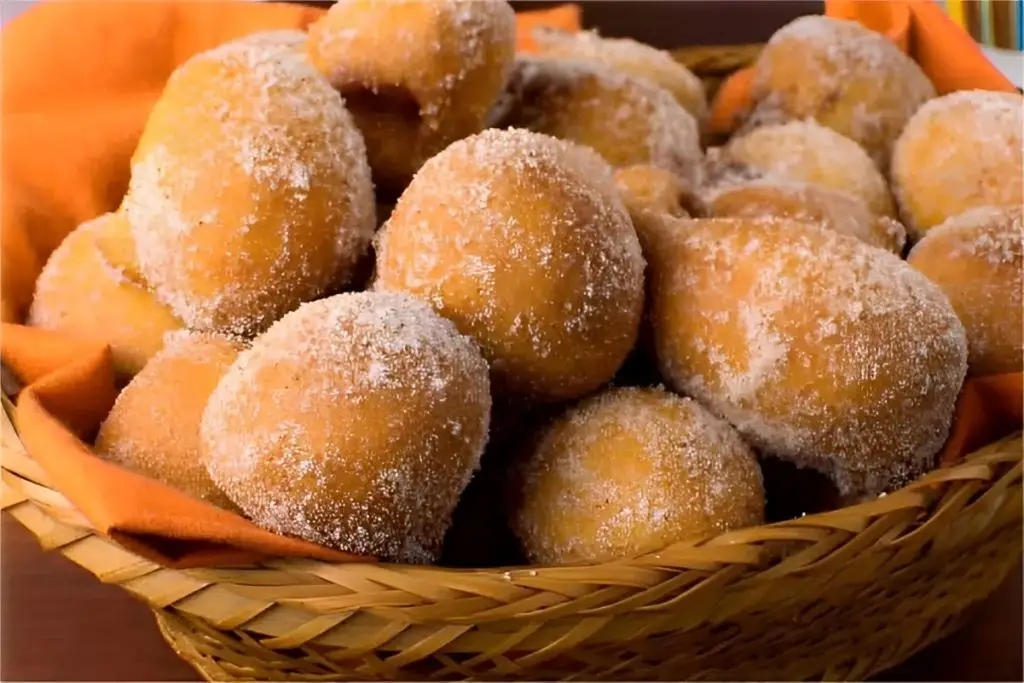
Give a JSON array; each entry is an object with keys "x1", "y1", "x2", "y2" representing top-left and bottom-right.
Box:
[
  {"x1": 0, "y1": 0, "x2": 1020, "y2": 84},
  {"x1": 933, "y1": 0, "x2": 1022, "y2": 85},
  {"x1": 2, "y1": 0, "x2": 1020, "y2": 86}
]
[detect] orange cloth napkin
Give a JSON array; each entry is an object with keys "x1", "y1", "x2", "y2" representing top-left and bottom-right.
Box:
[
  {"x1": 0, "y1": 1, "x2": 1020, "y2": 569},
  {"x1": 0, "y1": 1, "x2": 581, "y2": 568},
  {"x1": 708, "y1": 0, "x2": 1020, "y2": 136},
  {"x1": 5, "y1": 326, "x2": 369, "y2": 567},
  {"x1": 0, "y1": 2, "x2": 580, "y2": 324}
]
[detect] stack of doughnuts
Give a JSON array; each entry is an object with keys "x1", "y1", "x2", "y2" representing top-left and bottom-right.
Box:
[{"x1": 28, "y1": 5, "x2": 1022, "y2": 566}]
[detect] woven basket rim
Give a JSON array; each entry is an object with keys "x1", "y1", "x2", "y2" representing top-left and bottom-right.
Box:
[
  {"x1": 6, "y1": 397, "x2": 1018, "y2": 682},
  {"x1": 2, "y1": 394, "x2": 1020, "y2": 577}
]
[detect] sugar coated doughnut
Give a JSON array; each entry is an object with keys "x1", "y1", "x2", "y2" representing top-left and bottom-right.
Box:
[
  {"x1": 28, "y1": 213, "x2": 183, "y2": 379},
  {"x1": 892, "y1": 90, "x2": 1023, "y2": 241},
  {"x1": 613, "y1": 166, "x2": 693, "y2": 277},
  {"x1": 707, "y1": 180, "x2": 906, "y2": 253},
  {"x1": 308, "y1": 0, "x2": 516, "y2": 189},
  {"x1": 533, "y1": 28, "x2": 708, "y2": 123},
  {"x1": 201, "y1": 291, "x2": 491, "y2": 563},
  {"x1": 749, "y1": 16, "x2": 935, "y2": 168},
  {"x1": 908, "y1": 206, "x2": 1023, "y2": 376},
  {"x1": 230, "y1": 30, "x2": 310, "y2": 66},
  {"x1": 715, "y1": 121, "x2": 897, "y2": 219},
  {"x1": 649, "y1": 217, "x2": 967, "y2": 499},
  {"x1": 122, "y1": 39, "x2": 376, "y2": 336},
  {"x1": 234, "y1": 29, "x2": 308, "y2": 55},
  {"x1": 375, "y1": 129, "x2": 645, "y2": 402},
  {"x1": 510, "y1": 386, "x2": 764, "y2": 565},
  {"x1": 611, "y1": 167, "x2": 695, "y2": 377},
  {"x1": 496, "y1": 57, "x2": 703, "y2": 187},
  {"x1": 95, "y1": 331, "x2": 244, "y2": 511},
  {"x1": 615, "y1": 165, "x2": 694, "y2": 220}
]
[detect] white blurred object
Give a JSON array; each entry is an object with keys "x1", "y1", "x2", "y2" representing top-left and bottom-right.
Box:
[
  {"x1": 979, "y1": 46, "x2": 1024, "y2": 88},
  {"x1": 0, "y1": 1, "x2": 33, "y2": 24}
]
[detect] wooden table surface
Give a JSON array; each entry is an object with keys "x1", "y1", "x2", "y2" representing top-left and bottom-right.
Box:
[{"x1": 2, "y1": 514, "x2": 1021, "y2": 682}]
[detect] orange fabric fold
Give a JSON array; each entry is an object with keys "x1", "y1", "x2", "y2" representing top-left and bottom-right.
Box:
[
  {"x1": 4, "y1": 326, "x2": 369, "y2": 568},
  {"x1": 938, "y1": 373, "x2": 1024, "y2": 468},
  {"x1": 514, "y1": 4, "x2": 583, "y2": 53},
  {"x1": 0, "y1": 1, "x2": 582, "y2": 325},
  {"x1": 0, "y1": 1, "x2": 582, "y2": 567},
  {"x1": 708, "y1": 0, "x2": 1019, "y2": 136}
]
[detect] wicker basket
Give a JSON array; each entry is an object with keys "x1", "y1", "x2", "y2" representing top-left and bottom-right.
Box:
[{"x1": 2, "y1": 44, "x2": 1023, "y2": 682}]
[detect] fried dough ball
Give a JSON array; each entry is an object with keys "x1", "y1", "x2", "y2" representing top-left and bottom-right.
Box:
[
  {"x1": 234, "y1": 29, "x2": 308, "y2": 56},
  {"x1": 714, "y1": 121, "x2": 897, "y2": 219},
  {"x1": 27, "y1": 213, "x2": 183, "y2": 379},
  {"x1": 649, "y1": 217, "x2": 967, "y2": 499},
  {"x1": 533, "y1": 28, "x2": 708, "y2": 123},
  {"x1": 908, "y1": 206, "x2": 1023, "y2": 376},
  {"x1": 307, "y1": 0, "x2": 516, "y2": 189},
  {"x1": 510, "y1": 387, "x2": 764, "y2": 565},
  {"x1": 614, "y1": 166, "x2": 694, "y2": 260},
  {"x1": 748, "y1": 16, "x2": 935, "y2": 168},
  {"x1": 375, "y1": 129, "x2": 645, "y2": 402},
  {"x1": 122, "y1": 39, "x2": 375, "y2": 337},
  {"x1": 229, "y1": 30, "x2": 311, "y2": 71},
  {"x1": 615, "y1": 165, "x2": 695, "y2": 219},
  {"x1": 201, "y1": 292, "x2": 491, "y2": 563},
  {"x1": 496, "y1": 57, "x2": 703, "y2": 187},
  {"x1": 94, "y1": 331, "x2": 243, "y2": 511},
  {"x1": 707, "y1": 180, "x2": 906, "y2": 253},
  {"x1": 892, "y1": 91, "x2": 1023, "y2": 241},
  {"x1": 611, "y1": 167, "x2": 695, "y2": 379}
]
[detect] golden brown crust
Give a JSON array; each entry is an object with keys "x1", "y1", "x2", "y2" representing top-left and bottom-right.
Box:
[
  {"x1": 615, "y1": 165, "x2": 696, "y2": 220},
  {"x1": 749, "y1": 16, "x2": 935, "y2": 169},
  {"x1": 908, "y1": 206, "x2": 1023, "y2": 376},
  {"x1": 201, "y1": 292, "x2": 491, "y2": 563},
  {"x1": 122, "y1": 39, "x2": 376, "y2": 336},
  {"x1": 308, "y1": 0, "x2": 517, "y2": 189},
  {"x1": 95, "y1": 331, "x2": 244, "y2": 511},
  {"x1": 28, "y1": 213, "x2": 184, "y2": 379},
  {"x1": 706, "y1": 180, "x2": 905, "y2": 253},
  {"x1": 496, "y1": 57, "x2": 704, "y2": 187},
  {"x1": 375, "y1": 129, "x2": 645, "y2": 403},
  {"x1": 510, "y1": 386, "x2": 764, "y2": 565},
  {"x1": 648, "y1": 216, "x2": 966, "y2": 500},
  {"x1": 715, "y1": 120, "x2": 898, "y2": 219},
  {"x1": 892, "y1": 91, "x2": 1023, "y2": 241},
  {"x1": 532, "y1": 28, "x2": 708, "y2": 123}
]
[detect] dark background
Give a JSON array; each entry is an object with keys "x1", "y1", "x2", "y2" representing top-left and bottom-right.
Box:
[
  {"x1": 508, "y1": 0, "x2": 823, "y2": 46},
  {"x1": 292, "y1": 0, "x2": 825, "y2": 46}
]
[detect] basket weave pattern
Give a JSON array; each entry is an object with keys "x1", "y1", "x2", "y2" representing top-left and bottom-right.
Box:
[
  {"x1": 3, "y1": 398, "x2": 1021, "y2": 681},
  {"x1": 2, "y1": 45, "x2": 1023, "y2": 682}
]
